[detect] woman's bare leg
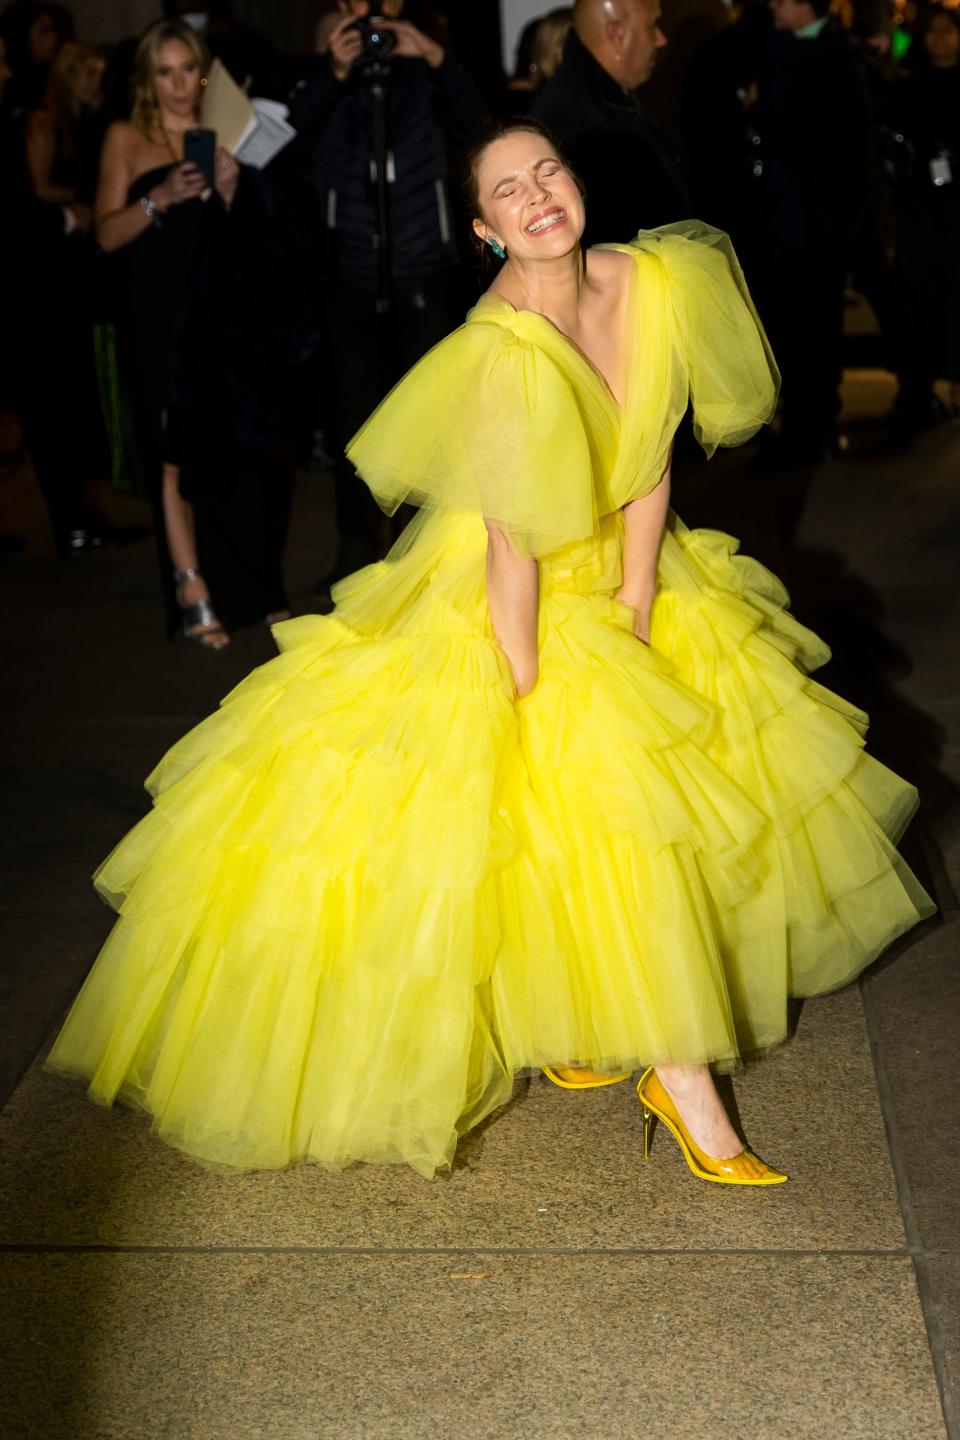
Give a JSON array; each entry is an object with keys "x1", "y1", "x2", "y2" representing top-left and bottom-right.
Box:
[
  {"x1": 654, "y1": 1063, "x2": 743, "y2": 1159},
  {"x1": 162, "y1": 463, "x2": 229, "y2": 645}
]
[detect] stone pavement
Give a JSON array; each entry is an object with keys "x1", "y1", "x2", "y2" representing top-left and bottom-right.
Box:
[{"x1": 0, "y1": 377, "x2": 957, "y2": 1440}]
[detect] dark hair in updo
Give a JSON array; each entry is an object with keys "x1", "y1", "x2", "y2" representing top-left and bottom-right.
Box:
[{"x1": 459, "y1": 115, "x2": 581, "y2": 218}]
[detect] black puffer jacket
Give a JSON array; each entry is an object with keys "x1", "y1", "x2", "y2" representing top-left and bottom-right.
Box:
[{"x1": 289, "y1": 54, "x2": 486, "y2": 281}]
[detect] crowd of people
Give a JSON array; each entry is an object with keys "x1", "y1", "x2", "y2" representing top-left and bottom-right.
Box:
[{"x1": 0, "y1": 0, "x2": 957, "y2": 648}]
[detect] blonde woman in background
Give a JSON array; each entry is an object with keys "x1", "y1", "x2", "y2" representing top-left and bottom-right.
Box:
[
  {"x1": 95, "y1": 19, "x2": 241, "y2": 648},
  {"x1": 506, "y1": 7, "x2": 572, "y2": 104},
  {"x1": 532, "y1": 7, "x2": 573, "y2": 83},
  {"x1": 25, "y1": 40, "x2": 104, "y2": 226}
]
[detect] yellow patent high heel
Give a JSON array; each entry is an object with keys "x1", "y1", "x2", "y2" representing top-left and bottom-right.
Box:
[
  {"x1": 637, "y1": 1067, "x2": 788, "y2": 1186},
  {"x1": 542, "y1": 1064, "x2": 631, "y2": 1090}
]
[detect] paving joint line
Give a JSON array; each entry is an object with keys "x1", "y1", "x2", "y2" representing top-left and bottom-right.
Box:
[
  {"x1": 861, "y1": 972, "x2": 958, "y2": 1440},
  {"x1": 0, "y1": 1242, "x2": 943, "y2": 1259}
]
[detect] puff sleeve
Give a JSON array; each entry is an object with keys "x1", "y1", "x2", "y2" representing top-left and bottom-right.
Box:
[
  {"x1": 346, "y1": 316, "x2": 600, "y2": 559},
  {"x1": 629, "y1": 222, "x2": 780, "y2": 454}
]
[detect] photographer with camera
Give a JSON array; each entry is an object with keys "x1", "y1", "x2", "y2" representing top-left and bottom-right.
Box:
[{"x1": 289, "y1": 0, "x2": 486, "y2": 589}]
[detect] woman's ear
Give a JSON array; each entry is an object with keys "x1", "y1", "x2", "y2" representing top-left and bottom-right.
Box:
[{"x1": 472, "y1": 217, "x2": 487, "y2": 246}]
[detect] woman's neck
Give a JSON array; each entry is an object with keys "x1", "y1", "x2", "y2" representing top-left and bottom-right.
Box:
[
  {"x1": 501, "y1": 246, "x2": 589, "y2": 328},
  {"x1": 156, "y1": 109, "x2": 198, "y2": 141}
]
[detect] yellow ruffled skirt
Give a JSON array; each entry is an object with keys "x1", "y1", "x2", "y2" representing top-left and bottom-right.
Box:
[{"x1": 46, "y1": 508, "x2": 933, "y2": 1176}]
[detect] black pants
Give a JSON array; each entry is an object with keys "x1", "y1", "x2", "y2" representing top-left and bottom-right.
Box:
[
  {"x1": 321, "y1": 272, "x2": 455, "y2": 546},
  {"x1": 11, "y1": 267, "x2": 108, "y2": 543},
  {"x1": 851, "y1": 224, "x2": 933, "y2": 403},
  {"x1": 763, "y1": 249, "x2": 848, "y2": 446}
]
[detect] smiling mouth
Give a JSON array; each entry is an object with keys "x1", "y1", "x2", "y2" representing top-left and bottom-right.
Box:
[{"x1": 526, "y1": 209, "x2": 567, "y2": 235}]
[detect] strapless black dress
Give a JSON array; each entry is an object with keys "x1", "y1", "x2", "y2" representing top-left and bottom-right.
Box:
[{"x1": 114, "y1": 164, "x2": 302, "y2": 630}]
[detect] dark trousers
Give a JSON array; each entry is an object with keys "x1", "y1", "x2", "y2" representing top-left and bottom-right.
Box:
[
  {"x1": 762, "y1": 249, "x2": 848, "y2": 445},
  {"x1": 851, "y1": 224, "x2": 933, "y2": 402},
  {"x1": 321, "y1": 271, "x2": 455, "y2": 547},
  {"x1": 12, "y1": 283, "x2": 108, "y2": 542}
]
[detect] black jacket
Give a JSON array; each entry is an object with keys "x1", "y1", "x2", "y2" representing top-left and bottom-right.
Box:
[
  {"x1": 752, "y1": 21, "x2": 879, "y2": 254},
  {"x1": 289, "y1": 54, "x2": 486, "y2": 281},
  {"x1": 531, "y1": 31, "x2": 691, "y2": 244}
]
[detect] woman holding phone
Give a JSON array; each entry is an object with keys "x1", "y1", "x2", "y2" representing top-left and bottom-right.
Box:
[{"x1": 95, "y1": 20, "x2": 291, "y2": 648}]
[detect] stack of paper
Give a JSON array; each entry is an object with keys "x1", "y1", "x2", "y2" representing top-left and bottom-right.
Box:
[{"x1": 200, "y1": 58, "x2": 296, "y2": 170}]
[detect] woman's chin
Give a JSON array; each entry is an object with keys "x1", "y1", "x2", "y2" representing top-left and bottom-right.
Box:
[{"x1": 518, "y1": 229, "x2": 582, "y2": 262}]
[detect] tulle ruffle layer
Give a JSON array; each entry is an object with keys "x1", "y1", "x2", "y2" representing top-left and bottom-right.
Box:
[{"x1": 45, "y1": 510, "x2": 933, "y2": 1175}]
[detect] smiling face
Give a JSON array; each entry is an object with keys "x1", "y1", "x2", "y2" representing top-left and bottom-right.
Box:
[
  {"x1": 471, "y1": 130, "x2": 585, "y2": 263},
  {"x1": 151, "y1": 37, "x2": 203, "y2": 120}
]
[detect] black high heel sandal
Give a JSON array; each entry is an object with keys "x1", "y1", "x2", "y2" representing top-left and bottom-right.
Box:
[{"x1": 174, "y1": 567, "x2": 230, "y2": 651}]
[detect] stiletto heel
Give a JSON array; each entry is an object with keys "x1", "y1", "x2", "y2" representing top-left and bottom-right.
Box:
[
  {"x1": 636, "y1": 1067, "x2": 787, "y2": 1186},
  {"x1": 641, "y1": 1103, "x2": 655, "y2": 1160},
  {"x1": 542, "y1": 1064, "x2": 631, "y2": 1090}
]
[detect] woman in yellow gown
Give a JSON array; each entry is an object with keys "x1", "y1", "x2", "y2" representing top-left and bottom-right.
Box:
[{"x1": 46, "y1": 118, "x2": 933, "y2": 1184}]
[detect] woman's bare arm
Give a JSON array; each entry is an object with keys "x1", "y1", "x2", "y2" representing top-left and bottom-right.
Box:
[
  {"x1": 25, "y1": 112, "x2": 75, "y2": 204},
  {"x1": 614, "y1": 465, "x2": 671, "y2": 643},
  {"x1": 95, "y1": 123, "x2": 155, "y2": 251},
  {"x1": 485, "y1": 524, "x2": 539, "y2": 697}
]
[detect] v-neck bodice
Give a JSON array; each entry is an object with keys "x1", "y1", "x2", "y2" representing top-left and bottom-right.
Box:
[
  {"x1": 471, "y1": 254, "x2": 636, "y2": 415},
  {"x1": 348, "y1": 222, "x2": 779, "y2": 560}
]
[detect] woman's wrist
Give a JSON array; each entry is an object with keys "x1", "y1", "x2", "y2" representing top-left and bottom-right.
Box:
[
  {"x1": 147, "y1": 184, "x2": 169, "y2": 214},
  {"x1": 614, "y1": 582, "x2": 655, "y2": 611}
]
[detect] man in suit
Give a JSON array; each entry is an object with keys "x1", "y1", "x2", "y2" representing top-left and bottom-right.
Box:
[{"x1": 532, "y1": 0, "x2": 690, "y2": 244}]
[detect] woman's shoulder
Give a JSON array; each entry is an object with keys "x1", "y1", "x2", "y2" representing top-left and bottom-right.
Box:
[
  {"x1": 102, "y1": 120, "x2": 147, "y2": 163},
  {"x1": 586, "y1": 245, "x2": 634, "y2": 279}
]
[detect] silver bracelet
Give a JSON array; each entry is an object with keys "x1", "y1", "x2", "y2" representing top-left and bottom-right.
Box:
[{"x1": 139, "y1": 194, "x2": 162, "y2": 227}]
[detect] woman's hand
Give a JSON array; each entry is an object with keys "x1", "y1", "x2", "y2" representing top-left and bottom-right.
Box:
[
  {"x1": 151, "y1": 161, "x2": 206, "y2": 212},
  {"x1": 213, "y1": 148, "x2": 240, "y2": 209},
  {"x1": 328, "y1": 14, "x2": 364, "y2": 80}
]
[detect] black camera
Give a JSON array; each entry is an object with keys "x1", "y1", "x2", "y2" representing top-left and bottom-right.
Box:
[{"x1": 352, "y1": 16, "x2": 398, "y2": 64}]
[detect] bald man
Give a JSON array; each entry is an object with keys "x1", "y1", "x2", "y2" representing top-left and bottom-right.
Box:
[{"x1": 532, "y1": 0, "x2": 691, "y2": 244}]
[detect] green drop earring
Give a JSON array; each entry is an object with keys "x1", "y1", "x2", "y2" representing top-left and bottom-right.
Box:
[{"x1": 487, "y1": 235, "x2": 506, "y2": 259}]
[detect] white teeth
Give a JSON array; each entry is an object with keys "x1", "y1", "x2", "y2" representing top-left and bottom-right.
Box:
[{"x1": 526, "y1": 211, "x2": 565, "y2": 234}]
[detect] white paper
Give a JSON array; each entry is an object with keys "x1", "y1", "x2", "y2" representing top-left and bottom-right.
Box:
[{"x1": 234, "y1": 98, "x2": 296, "y2": 170}]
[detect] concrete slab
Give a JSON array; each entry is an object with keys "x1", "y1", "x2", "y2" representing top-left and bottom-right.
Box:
[
  {"x1": 865, "y1": 924, "x2": 960, "y2": 1253},
  {"x1": 1, "y1": 1251, "x2": 945, "y2": 1440},
  {"x1": 921, "y1": 1251, "x2": 960, "y2": 1440}
]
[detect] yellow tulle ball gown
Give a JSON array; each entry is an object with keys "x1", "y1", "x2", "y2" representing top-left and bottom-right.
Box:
[{"x1": 46, "y1": 224, "x2": 934, "y2": 1177}]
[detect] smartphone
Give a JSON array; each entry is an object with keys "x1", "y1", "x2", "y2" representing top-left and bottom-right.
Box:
[{"x1": 183, "y1": 127, "x2": 216, "y2": 189}]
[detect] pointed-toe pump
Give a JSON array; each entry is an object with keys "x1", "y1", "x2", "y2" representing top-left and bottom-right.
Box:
[
  {"x1": 636, "y1": 1067, "x2": 788, "y2": 1186},
  {"x1": 542, "y1": 1064, "x2": 631, "y2": 1090}
]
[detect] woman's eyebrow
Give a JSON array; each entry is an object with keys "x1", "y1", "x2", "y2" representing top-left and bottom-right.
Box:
[{"x1": 492, "y1": 159, "x2": 559, "y2": 193}]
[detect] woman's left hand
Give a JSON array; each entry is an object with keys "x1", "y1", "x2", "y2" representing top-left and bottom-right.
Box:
[{"x1": 214, "y1": 149, "x2": 240, "y2": 209}]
